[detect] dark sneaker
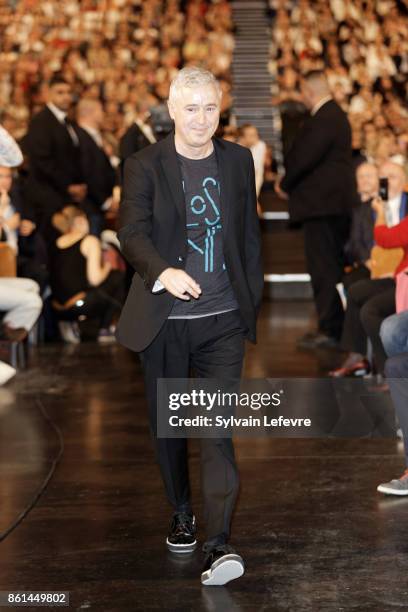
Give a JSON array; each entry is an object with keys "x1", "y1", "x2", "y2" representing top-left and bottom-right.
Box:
[
  {"x1": 377, "y1": 470, "x2": 408, "y2": 496},
  {"x1": 297, "y1": 332, "x2": 338, "y2": 350},
  {"x1": 166, "y1": 512, "x2": 197, "y2": 553},
  {"x1": 201, "y1": 544, "x2": 245, "y2": 586}
]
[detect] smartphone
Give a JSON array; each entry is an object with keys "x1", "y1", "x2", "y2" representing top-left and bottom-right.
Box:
[{"x1": 379, "y1": 177, "x2": 389, "y2": 201}]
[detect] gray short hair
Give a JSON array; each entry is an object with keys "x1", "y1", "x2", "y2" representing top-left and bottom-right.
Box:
[{"x1": 168, "y1": 66, "x2": 222, "y2": 103}]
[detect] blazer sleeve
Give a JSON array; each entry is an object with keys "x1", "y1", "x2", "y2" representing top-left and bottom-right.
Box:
[
  {"x1": 118, "y1": 155, "x2": 170, "y2": 289},
  {"x1": 374, "y1": 217, "x2": 408, "y2": 249},
  {"x1": 244, "y1": 151, "x2": 264, "y2": 315},
  {"x1": 281, "y1": 116, "x2": 334, "y2": 192}
]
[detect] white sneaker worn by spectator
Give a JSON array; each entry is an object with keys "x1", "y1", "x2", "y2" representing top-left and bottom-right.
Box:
[
  {"x1": 0, "y1": 360, "x2": 16, "y2": 386},
  {"x1": 58, "y1": 321, "x2": 80, "y2": 344}
]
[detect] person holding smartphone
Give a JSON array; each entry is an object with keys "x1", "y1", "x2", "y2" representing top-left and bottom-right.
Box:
[{"x1": 330, "y1": 159, "x2": 408, "y2": 377}]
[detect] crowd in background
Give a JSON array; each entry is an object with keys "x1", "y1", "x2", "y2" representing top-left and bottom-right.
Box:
[
  {"x1": 269, "y1": 0, "x2": 408, "y2": 168},
  {"x1": 0, "y1": 0, "x2": 234, "y2": 148}
]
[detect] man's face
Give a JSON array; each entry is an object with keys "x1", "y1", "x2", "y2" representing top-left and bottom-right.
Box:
[
  {"x1": 0, "y1": 167, "x2": 12, "y2": 193},
  {"x1": 168, "y1": 84, "x2": 220, "y2": 149},
  {"x1": 379, "y1": 162, "x2": 407, "y2": 199},
  {"x1": 356, "y1": 164, "x2": 378, "y2": 196},
  {"x1": 49, "y1": 83, "x2": 72, "y2": 112}
]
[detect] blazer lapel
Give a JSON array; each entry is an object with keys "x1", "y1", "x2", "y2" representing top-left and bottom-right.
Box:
[
  {"x1": 160, "y1": 133, "x2": 186, "y2": 223},
  {"x1": 213, "y1": 137, "x2": 230, "y2": 237}
]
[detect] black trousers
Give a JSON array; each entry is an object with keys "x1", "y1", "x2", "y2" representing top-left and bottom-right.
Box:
[
  {"x1": 303, "y1": 215, "x2": 350, "y2": 339},
  {"x1": 342, "y1": 264, "x2": 370, "y2": 292},
  {"x1": 341, "y1": 277, "x2": 395, "y2": 373},
  {"x1": 385, "y1": 354, "x2": 408, "y2": 466},
  {"x1": 64, "y1": 270, "x2": 125, "y2": 329},
  {"x1": 140, "y1": 310, "x2": 246, "y2": 551}
]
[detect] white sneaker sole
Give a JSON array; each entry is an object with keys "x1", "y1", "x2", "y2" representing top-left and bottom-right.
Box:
[
  {"x1": 166, "y1": 538, "x2": 197, "y2": 553},
  {"x1": 201, "y1": 554, "x2": 245, "y2": 586},
  {"x1": 0, "y1": 361, "x2": 16, "y2": 386},
  {"x1": 377, "y1": 484, "x2": 408, "y2": 496}
]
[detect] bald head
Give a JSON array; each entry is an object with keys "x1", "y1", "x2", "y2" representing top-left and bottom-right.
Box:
[
  {"x1": 301, "y1": 70, "x2": 330, "y2": 110},
  {"x1": 379, "y1": 160, "x2": 407, "y2": 199},
  {"x1": 77, "y1": 99, "x2": 104, "y2": 128}
]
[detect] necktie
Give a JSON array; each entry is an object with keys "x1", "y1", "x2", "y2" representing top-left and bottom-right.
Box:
[{"x1": 64, "y1": 117, "x2": 79, "y2": 146}]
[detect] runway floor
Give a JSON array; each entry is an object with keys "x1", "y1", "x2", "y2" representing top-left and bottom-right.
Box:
[{"x1": 0, "y1": 301, "x2": 407, "y2": 611}]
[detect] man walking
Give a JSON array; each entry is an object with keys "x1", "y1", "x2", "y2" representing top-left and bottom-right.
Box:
[
  {"x1": 278, "y1": 70, "x2": 356, "y2": 348},
  {"x1": 117, "y1": 67, "x2": 263, "y2": 585}
]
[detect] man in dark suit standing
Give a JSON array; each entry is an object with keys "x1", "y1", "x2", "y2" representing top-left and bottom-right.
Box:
[
  {"x1": 24, "y1": 74, "x2": 87, "y2": 237},
  {"x1": 75, "y1": 99, "x2": 117, "y2": 235},
  {"x1": 278, "y1": 70, "x2": 355, "y2": 348},
  {"x1": 118, "y1": 67, "x2": 263, "y2": 585},
  {"x1": 119, "y1": 101, "x2": 157, "y2": 168}
]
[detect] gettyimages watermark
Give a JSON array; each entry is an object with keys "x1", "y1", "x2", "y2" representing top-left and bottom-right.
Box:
[{"x1": 157, "y1": 378, "x2": 399, "y2": 438}]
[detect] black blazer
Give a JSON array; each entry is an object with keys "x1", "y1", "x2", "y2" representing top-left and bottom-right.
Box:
[
  {"x1": 75, "y1": 126, "x2": 116, "y2": 213},
  {"x1": 281, "y1": 100, "x2": 356, "y2": 221},
  {"x1": 116, "y1": 132, "x2": 264, "y2": 352},
  {"x1": 24, "y1": 106, "x2": 83, "y2": 216},
  {"x1": 119, "y1": 122, "x2": 154, "y2": 164}
]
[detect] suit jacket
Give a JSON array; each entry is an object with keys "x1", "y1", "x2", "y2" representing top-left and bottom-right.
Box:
[
  {"x1": 116, "y1": 132, "x2": 264, "y2": 352},
  {"x1": 281, "y1": 100, "x2": 356, "y2": 221},
  {"x1": 24, "y1": 106, "x2": 83, "y2": 216},
  {"x1": 119, "y1": 122, "x2": 154, "y2": 164},
  {"x1": 345, "y1": 197, "x2": 375, "y2": 264},
  {"x1": 75, "y1": 126, "x2": 116, "y2": 214}
]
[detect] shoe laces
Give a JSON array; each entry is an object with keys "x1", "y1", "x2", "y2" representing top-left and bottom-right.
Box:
[
  {"x1": 212, "y1": 544, "x2": 235, "y2": 555},
  {"x1": 173, "y1": 512, "x2": 194, "y2": 535},
  {"x1": 204, "y1": 543, "x2": 236, "y2": 563}
]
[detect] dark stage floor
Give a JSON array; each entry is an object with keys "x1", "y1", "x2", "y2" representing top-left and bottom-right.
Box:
[{"x1": 0, "y1": 301, "x2": 407, "y2": 611}]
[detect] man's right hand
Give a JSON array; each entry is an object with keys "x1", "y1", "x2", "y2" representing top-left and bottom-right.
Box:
[{"x1": 158, "y1": 268, "x2": 201, "y2": 300}]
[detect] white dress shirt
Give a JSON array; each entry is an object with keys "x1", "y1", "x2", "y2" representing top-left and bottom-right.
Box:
[
  {"x1": 47, "y1": 102, "x2": 79, "y2": 146},
  {"x1": 385, "y1": 193, "x2": 403, "y2": 227}
]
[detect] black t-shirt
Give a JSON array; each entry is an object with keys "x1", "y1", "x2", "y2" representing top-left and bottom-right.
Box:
[{"x1": 169, "y1": 150, "x2": 238, "y2": 317}]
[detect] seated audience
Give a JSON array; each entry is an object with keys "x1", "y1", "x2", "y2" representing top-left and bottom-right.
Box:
[
  {"x1": 50, "y1": 206, "x2": 125, "y2": 343},
  {"x1": 0, "y1": 124, "x2": 23, "y2": 168},
  {"x1": 0, "y1": 165, "x2": 20, "y2": 254},
  {"x1": 330, "y1": 186, "x2": 408, "y2": 377},
  {"x1": 0, "y1": 277, "x2": 42, "y2": 342},
  {"x1": 0, "y1": 164, "x2": 48, "y2": 291},
  {"x1": 0, "y1": 0, "x2": 234, "y2": 150},
  {"x1": 343, "y1": 162, "x2": 378, "y2": 289},
  {"x1": 269, "y1": 0, "x2": 408, "y2": 154},
  {"x1": 380, "y1": 310, "x2": 408, "y2": 359}
]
